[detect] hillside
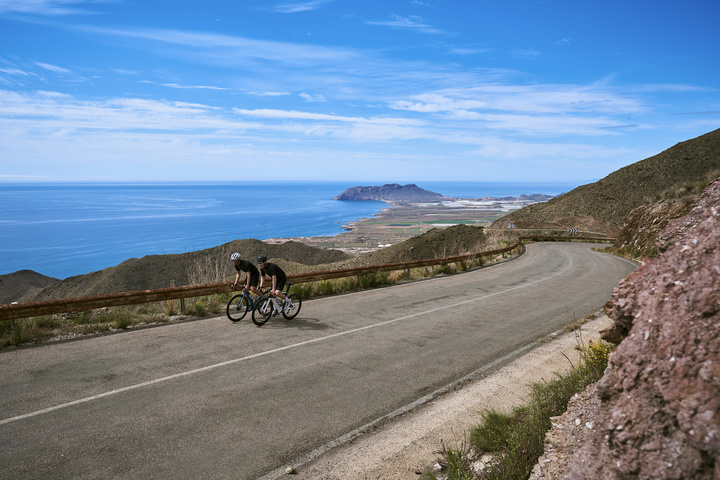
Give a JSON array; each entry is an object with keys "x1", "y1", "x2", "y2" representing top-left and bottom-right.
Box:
[
  {"x1": 333, "y1": 223, "x2": 488, "y2": 268},
  {"x1": 491, "y1": 128, "x2": 720, "y2": 235},
  {"x1": 0, "y1": 270, "x2": 59, "y2": 305},
  {"x1": 14, "y1": 239, "x2": 351, "y2": 303},
  {"x1": 9, "y1": 224, "x2": 489, "y2": 303}
]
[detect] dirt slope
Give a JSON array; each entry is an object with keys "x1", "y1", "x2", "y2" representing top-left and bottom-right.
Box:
[{"x1": 493, "y1": 128, "x2": 720, "y2": 235}]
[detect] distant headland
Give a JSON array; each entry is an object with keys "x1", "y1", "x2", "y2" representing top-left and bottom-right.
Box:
[
  {"x1": 333, "y1": 183, "x2": 556, "y2": 203},
  {"x1": 333, "y1": 183, "x2": 444, "y2": 202}
]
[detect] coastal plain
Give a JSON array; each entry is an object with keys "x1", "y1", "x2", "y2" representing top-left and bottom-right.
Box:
[{"x1": 266, "y1": 197, "x2": 539, "y2": 254}]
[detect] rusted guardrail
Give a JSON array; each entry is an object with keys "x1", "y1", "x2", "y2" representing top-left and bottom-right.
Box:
[{"x1": 0, "y1": 236, "x2": 613, "y2": 321}]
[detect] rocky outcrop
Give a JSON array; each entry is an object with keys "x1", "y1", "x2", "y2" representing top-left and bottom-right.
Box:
[
  {"x1": 615, "y1": 197, "x2": 697, "y2": 258},
  {"x1": 532, "y1": 180, "x2": 720, "y2": 479},
  {"x1": 333, "y1": 183, "x2": 444, "y2": 202}
]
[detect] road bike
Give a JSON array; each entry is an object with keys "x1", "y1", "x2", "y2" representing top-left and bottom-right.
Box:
[
  {"x1": 251, "y1": 282, "x2": 302, "y2": 326},
  {"x1": 226, "y1": 286, "x2": 260, "y2": 322}
]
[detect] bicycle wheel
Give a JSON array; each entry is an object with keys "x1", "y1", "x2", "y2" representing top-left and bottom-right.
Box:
[
  {"x1": 226, "y1": 294, "x2": 251, "y2": 322},
  {"x1": 281, "y1": 293, "x2": 302, "y2": 320},
  {"x1": 252, "y1": 297, "x2": 273, "y2": 326}
]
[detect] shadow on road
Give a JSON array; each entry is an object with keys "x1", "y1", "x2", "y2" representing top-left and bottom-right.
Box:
[{"x1": 256, "y1": 316, "x2": 330, "y2": 332}]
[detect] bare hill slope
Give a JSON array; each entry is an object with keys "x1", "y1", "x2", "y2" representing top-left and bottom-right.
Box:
[
  {"x1": 0, "y1": 270, "x2": 59, "y2": 304},
  {"x1": 492, "y1": 128, "x2": 720, "y2": 235},
  {"x1": 17, "y1": 239, "x2": 351, "y2": 302}
]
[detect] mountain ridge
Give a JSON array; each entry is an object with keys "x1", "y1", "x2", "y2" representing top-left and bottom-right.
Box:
[{"x1": 491, "y1": 128, "x2": 720, "y2": 235}]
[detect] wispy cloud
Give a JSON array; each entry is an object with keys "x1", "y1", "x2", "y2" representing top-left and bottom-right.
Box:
[
  {"x1": 366, "y1": 15, "x2": 448, "y2": 35},
  {"x1": 0, "y1": 0, "x2": 106, "y2": 16},
  {"x1": 511, "y1": 49, "x2": 540, "y2": 59},
  {"x1": 35, "y1": 61, "x2": 71, "y2": 74},
  {"x1": 448, "y1": 46, "x2": 490, "y2": 56},
  {"x1": 247, "y1": 91, "x2": 292, "y2": 97},
  {"x1": 299, "y1": 92, "x2": 326, "y2": 102},
  {"x1": 77, "y1": 25, "x2": 362, "y2": 68},
  {"x1": 232, "y1": 107, "x2": 423, "y2": 126},
  {"x1": 0, "y1": 67, "x2": 35, "y2": 76},
  {"x1": 140, "y1": 80, "x2": 227, "y2": 91},
  {"x1": 389, "y1": 85, "x2": 647, "y2": 117},
  {"x1": 271, "y1": 0, "x2": 334, "y2": 13}
]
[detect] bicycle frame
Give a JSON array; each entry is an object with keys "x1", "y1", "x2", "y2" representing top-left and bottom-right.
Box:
[{"x1": 251, "y1": 282, "x2": 301, "y2": 326}]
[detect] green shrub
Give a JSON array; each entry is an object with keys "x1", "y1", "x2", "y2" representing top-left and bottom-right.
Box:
[
  {"x1": 71, "y1": 311, "x2": 93, "y2": 325},
  {"x1": 162, "y1": 300, "x2": 177, "y2": 317},
  {"x1": 293, "y1": 283, "x2": 314, "y2": 299},
  {"x1": 318, "y1": 280, "x2": 335, "y2": 296},
  {"x1": 336, "y1": 277, "x2": 357, "y2": 293},
  {"x1": 113, "y1": 310, "x2": 135, "y2": 329},
  {"x1": 193, "y1": 300, "x2": 206, "y2": 317},
  {"x1": 33, "y1": 315, "x2": 61, "y2": 329},
  {"x1": 433, "y1": 339, "x2": 615, "y2": 480}
]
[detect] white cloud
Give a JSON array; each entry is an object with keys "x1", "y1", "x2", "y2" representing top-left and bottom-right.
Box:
[
  {"x1": 247, "y1": 91, "x2": 292, "y2": 97},
  {"x1": 77, "y1": 25, "x2": 362, "y2": 68},
  {"x1": 0, "y1": 67, "x2": 34, "y2": 76},
  {"x1": 511, "y1": 49, "x2": 540, "y2": 59},
  {"x1": 389, "y1": 84, "x2": 647, "y2": 118},
  {"x1": 233, "y1": 107, "x2": 424, "y2": 126},
  {"x1": 299, "y1": 92, "x2": 326, "y2": 102},
  {"x1": 34, "y1": 61, "x2": 71, "y2": 74},
  {"x1": 271, "y1": 0, "x2": 334, "y2": 13},
  {"x1": 448, "y1": 47, "x2": 490, "y2": 56},
  {"x1": 161, "y1": 83, "x2": 227, "y2": 91},
  {"x1": 0, "y1": 0, "x2": 104, "y2": 15},
  {"x1": 366, "y1": 15, "x2": 447, "y2": 35}
]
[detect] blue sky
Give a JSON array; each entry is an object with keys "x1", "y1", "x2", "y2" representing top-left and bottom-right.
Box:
[{"x1": 1, "y1": 0, "x2": 718, "y2": 183}]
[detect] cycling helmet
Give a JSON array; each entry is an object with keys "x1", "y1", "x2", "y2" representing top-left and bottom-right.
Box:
[
  {"x1": 257, "y1": 254, "x2": 267, "y2": 264},
  {"x1": 231, "y1": 253, "x2": 241, "y2": 261}
]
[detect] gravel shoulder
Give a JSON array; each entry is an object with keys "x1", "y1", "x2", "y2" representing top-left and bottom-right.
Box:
[{"x1": 291, "y1": 315, "x2": 612, "y2": 479}]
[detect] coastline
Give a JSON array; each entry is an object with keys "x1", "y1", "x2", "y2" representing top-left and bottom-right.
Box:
[{"x1": 265, "y1": 196, "x2": 544, "y2": 254}]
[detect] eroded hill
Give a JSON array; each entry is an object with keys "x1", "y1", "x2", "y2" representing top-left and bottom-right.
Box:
[{"x1": 492, "y1": 128, "x2": 720, "y2": 235}]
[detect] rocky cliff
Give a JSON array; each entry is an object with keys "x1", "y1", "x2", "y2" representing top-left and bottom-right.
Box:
[
  {"x1": 333, "y1": 183, "x2": 444, "y2": 202},
  {"x1": 532, "y1": 179, "x2": 720, "y2": 479}
]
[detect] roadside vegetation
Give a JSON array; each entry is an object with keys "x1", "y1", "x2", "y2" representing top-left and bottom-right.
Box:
[
  {"x1": 0, "y1": 294, "x2": 229, "y2": 348},
  {"x1": 1, "y1": 247, "x2": 519, "y2": 349},
  {"x1": 424, "y1": 335, "x2": 614, "y2": 480}
]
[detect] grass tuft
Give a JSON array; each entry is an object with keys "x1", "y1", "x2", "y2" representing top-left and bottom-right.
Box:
[{"x1": 428, "y1": 337, "x2": 614, "y2": 480}]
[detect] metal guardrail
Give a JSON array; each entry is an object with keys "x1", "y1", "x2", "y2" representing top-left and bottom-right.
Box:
[{"x1": 0, "y1": 236, "x2": 614, "y2": 321}]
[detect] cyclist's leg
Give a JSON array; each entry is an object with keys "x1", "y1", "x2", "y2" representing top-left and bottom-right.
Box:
[{"x1": 275, "y1": 278, "x2": 287, "y2": 301}]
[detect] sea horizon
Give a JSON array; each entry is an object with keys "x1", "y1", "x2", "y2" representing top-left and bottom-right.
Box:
[{"x1": 1, "y1": 180, "x2": 586, "y2": 279}]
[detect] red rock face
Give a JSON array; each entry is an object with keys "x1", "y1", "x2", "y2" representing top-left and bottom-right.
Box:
[{"x1": 566, "y1": 180, "x2": 720, "y2": 479}]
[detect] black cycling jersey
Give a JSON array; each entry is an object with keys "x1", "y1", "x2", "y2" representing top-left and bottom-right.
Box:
[
  {"x1": 260, "y1": 262, "x2": 286, "y2": 281},
  {"x1": 234, "y1": 259, "x2": 260, "y2": 276},
  {"x1": 261, "y1": 262, "x2": 287, "y2": 291}
]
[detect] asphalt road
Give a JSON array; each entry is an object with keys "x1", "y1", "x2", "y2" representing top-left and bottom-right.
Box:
[{"x1": 0, "y1": 242, "x2": 637, "y2": 480}]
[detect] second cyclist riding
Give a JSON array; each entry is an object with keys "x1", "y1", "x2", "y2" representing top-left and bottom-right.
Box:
[{"x1": 252, "y1": 282, "x2": 302, "y2": 326}]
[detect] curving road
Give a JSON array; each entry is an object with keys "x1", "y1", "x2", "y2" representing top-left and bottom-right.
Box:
[{"x1": 0, "y1": 242, "x2": 636, "y2": 479}]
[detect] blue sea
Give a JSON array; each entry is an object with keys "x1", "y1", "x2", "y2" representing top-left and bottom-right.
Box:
[{"x1": 0, "y1": 181, "x2": 582, "y2": 279}]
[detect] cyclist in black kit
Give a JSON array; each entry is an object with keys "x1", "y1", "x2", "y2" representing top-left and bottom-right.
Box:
[
  {"x1": 231, "y1": 252, "x2": 260, "y2": 297},
  {"x1": 257, "y1": 254, "x2": 290, "y2": 307}
]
